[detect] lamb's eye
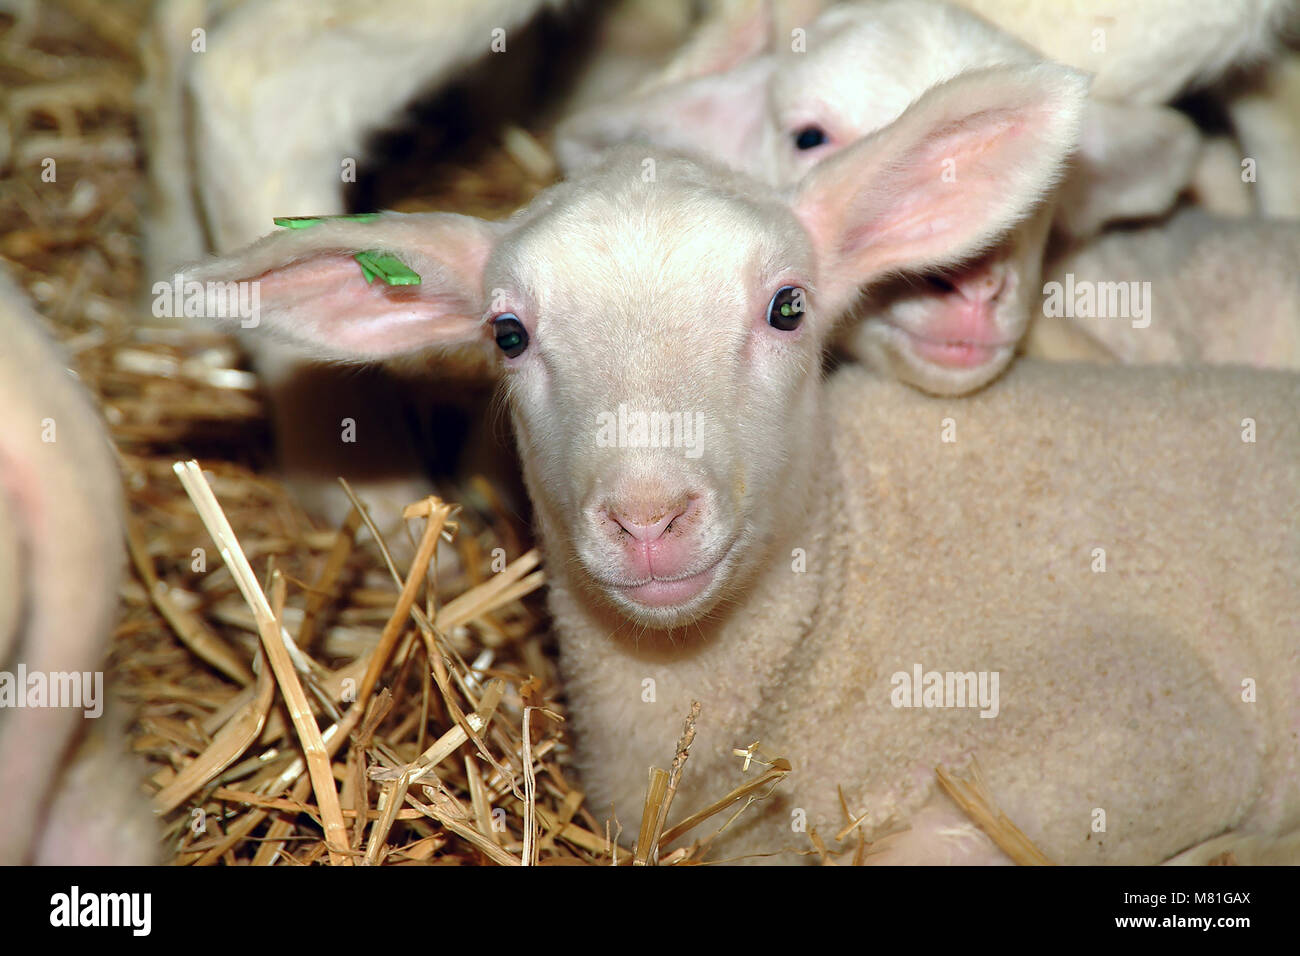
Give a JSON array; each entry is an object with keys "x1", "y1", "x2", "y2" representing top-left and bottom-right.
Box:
[
  {"x1": 492, "y1": 314, "x2": 529, "y2": 357},
  {"x1": 793, "y1": 126, "x2": 827, "y2": 150},
  {"x1": 767, "y1": 286, "x2": 806, "y2": 331}
]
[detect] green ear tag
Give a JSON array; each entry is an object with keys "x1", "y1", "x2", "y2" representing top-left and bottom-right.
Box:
[
  {"x1": 272, "y1": 212, "x2": 381, "y2": 229},
  {"x1": 353, "y1": 251, "x2": 421, "y2": 286},
  {"x1": 354, "y1": 255, "x2": 379, "y2": 284},
  {"x1": 270, "y1": 215, "x2": 418, "y2": 286}
]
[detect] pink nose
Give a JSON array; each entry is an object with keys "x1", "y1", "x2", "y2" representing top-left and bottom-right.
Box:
[
  {"x1": 604, "y1": 495, "x2": 700, "y2": 580},
  {"x1": 608, "y1": 502, "x2": 689, "y2": 542}
]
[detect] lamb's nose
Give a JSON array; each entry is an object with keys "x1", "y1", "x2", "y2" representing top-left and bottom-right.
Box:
[
  {"x1": 952, "y1": 266, "x2": 1007, "y2": 304},
  {"x1": 608, "y1": 501, "x2": 690, "y2": 542}
]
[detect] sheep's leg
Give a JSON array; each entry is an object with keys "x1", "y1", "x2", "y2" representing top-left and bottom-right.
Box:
[
  {"x1": 1227, "y1": 51, "x2": 1300, "y2": 219},
  {"x1": 186, "y1": 0, "x2": 551, "y2": 252},
  {"x1": 140, "y1": 0, "x2": 210, "y2": 280},
  {"x1": 1190, "y1": 133, "x2": 1258, "y2": 217}
]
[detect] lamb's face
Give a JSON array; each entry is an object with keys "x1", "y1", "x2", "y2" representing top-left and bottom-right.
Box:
[
  {"x1": 487, "y1": 164, "x2": 822, "y2": 628},
  {"x1": 834, "y1": 203, "x2": 1053, "y2": 394},
  {"x1": 555, "y1": 5, "x2": 1083, "y2": 398},
  {"x1": 766, "y1": 0, "x2": 1047, "y2": 394}
]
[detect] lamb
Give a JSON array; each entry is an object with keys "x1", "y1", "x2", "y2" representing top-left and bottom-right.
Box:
[
  {"x1": 0, "y1": 267, "x2": 155, "y2": 865},
  {"x1": 184, "y1": 65, "x2": 1300, "y2": 864},
  {"x1": 1040, "y1": 208, "x2": 1300, "y2": 366},
  {"x1": 643, "y1": 0, "x2": 1298, "y2": 209},
  {"x1": 556, "y1": 0, "x2": 1300, "y2": 393},
  {"x1": 630, "y1": 0, "x2": 1296, "y2": 107},
  {"x1": 555, "y1": 0, "x2": 1209, "y2": 395}
]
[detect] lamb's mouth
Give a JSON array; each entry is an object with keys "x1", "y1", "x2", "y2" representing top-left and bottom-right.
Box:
[
  {"x1": 607, "y1": 538, "x2": 738, "y2": 611},
  {"x1": 618, "y1": 566, "x2": 720, "y2": 607},
  {"x1": 879, "y1": 319, "x2": 1017, "y2": 370}
]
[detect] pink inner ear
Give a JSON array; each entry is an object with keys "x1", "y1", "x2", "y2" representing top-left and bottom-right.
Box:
[
  {"x1": 253, "y1": 252, "x2": 376, "y2": 302},
  {"x1": 922, "y1": 110, "x2": 1024, "y2": 163},
  {"x1": 253, "y1": 253, "x2": 485, "y2": 357},
  {"x1": 838, "y1": 110, "x2": 1028, "y2": 261},
  {"x1": 797, "y1": 63, "x2": 1086, "y2": 316}
]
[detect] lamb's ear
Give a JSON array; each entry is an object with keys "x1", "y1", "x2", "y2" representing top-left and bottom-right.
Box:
[
  {"x1": 178, "y1": 212, "x2": 503, "y2": 362},
  {"x1": 647, "y1": 0, "x2": 822, "y2": 87},
  {"x1": 553, "y1": 0, "x2": 828, "y2": 174},
  {"x1": 793, "y1": 63, "x2": 1088, "y2": 317},
  {"x1": 554, "y1": 57, "x2": 774, "y2": 175},
  {"x1": 1053, "y1": 102, "x2": 1201, "y2": 240}
]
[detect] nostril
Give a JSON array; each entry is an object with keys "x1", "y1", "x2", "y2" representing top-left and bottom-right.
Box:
[
  {"x1": 983, "y1": 271, "x2": 1008, "y2": 301},
  {"x1": 924, "y1": 272, "x2": 957, "y2": 294},
  {"x1": 954, "y1": 268, "x2": 1007, "y2": 304},
  {"x1": 607, "y1": 500, "x2": 692, "y2": 543}
]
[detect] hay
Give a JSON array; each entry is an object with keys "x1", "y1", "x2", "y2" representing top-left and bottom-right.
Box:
[
  {"x1": 935, "y1": 760, "x2": 1055, "y2": 865},
  {"x1": 0, "y1": 0, "x2": 1045, "y2": 866}
]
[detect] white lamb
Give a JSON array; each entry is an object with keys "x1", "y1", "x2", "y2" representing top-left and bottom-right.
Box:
[{"x1": 184, "y1": 65, "x2": 1300, "y2": 864}]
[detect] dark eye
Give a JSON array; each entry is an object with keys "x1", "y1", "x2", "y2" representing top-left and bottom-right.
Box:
[
  {"x1": 492, "y1": 314, "x2": 529, "y2": 357},
  {"x1": 793, "y1": 126, "x2": 827, "y2": 150},
  {"x1": 767, "y1": 286, "x2": 805, "y2": 331}
]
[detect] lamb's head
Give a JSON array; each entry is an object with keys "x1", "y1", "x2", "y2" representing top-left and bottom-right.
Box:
[
  {"x1": 560, "y1": 0, "x2": 1206, "y2": 394},
  {"x1": 480, "y1": 155, "x2": 823, "y2": 626},
  {"x1": 185, "y1": 64, "x2": 1085, "y2": 628},
  {"x1": 769, "y1": 0, "x2": 1058, "y2": 395},
  {"x1": 766, "y1": 0, "x2": 1038, "y2": 183}
]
